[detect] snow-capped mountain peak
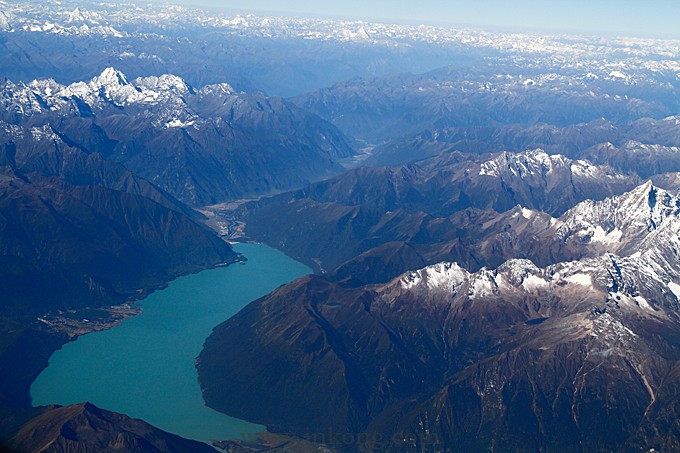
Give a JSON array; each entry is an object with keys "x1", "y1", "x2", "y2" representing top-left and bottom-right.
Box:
[
  {"x1": 56, "y1": 68, "x2": 142, "y2": 107},
  {"x1": 386, "y1": 180, "x2": 680, "y2": 326},
  {"x1": 27, "y1": 78, "x2": 62, "y2": 98},
  {"x1": 557, "y1": 182, "x2": 680, "y2": 254},
  {"x1": 617, "y1": 181, "x2": 678, "y2": 228},
  {"x1": 4, "y1": 69, "x2": 199, "y2": 110},
  {"x1": 198, "y1": 83, "x2": 237, "y2": 97},
  {"x1": 135, "y1": 74, "x2": 191, "y2": 96},
  {"x1": 92, "y1": 67, "x2": 129, "y2": 87},
  {"x1": 400, "y1": 261, "x2": 470, "y2": 292},
  {"x1": 479, "y1": 149, "x2": 555, "y2": 177},
  {"x1": 478, "y1": 149, "x2": 603, "y2": 180}
]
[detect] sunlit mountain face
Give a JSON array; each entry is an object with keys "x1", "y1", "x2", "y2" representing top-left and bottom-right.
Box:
[{"x1": 1, "y1": 1, "x2": 680, "y2": 451}]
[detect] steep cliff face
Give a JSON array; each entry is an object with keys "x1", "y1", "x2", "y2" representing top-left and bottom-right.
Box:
[{"x1": 198, "y1": 184, "x2": 680, "y2": 451}]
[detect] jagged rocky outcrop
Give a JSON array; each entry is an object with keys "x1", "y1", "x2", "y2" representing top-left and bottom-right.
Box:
[{"x1": 198, "y1": 183, "x2": 680, "y2": 451}]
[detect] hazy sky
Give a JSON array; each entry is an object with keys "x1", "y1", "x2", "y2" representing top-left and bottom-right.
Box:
[{"x1": 161, "y1": 0, "x2": 680, "y2": 38}]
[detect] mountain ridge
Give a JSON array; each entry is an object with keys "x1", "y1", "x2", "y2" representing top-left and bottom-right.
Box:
[
  {"x1": 1, "y1": 68, "x2": 355, "y2": 205},
  {"x1": 8, "y1": 402, "x2": 217, "y2": 453},
  {"x1": 198, "y1": 182, "x2": 680, "y2": 451},
  {"x1": 229, "y1": 149, "x2": 640, "y2": 280}
]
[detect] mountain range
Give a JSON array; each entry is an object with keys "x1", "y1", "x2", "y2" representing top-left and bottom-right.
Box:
[
  {"x1": 292, "y1": 66, "x2": 679, "y2": 146},
  {"x1": 1, "y1": 68, "x2": 354, "y2": 205},
  {"x1": 230, "y1": 150, "x2": 640, "y2": 279},
  {"x1": 365, "y1": 116, "x2": 680, "y2": 167},
  {"x1": 1, "y1": 1, "x2": 680, "y2": 451},
  {"x1": 199, "y1": 182, "x2": 680, "y2": 451}
]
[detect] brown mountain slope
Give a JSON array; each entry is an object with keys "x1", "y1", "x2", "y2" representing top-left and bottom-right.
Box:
[{"x1": 9, "y1": 402, "x2": 216, "y2": 453}]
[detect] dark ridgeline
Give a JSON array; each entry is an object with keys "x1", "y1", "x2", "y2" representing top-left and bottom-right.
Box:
[{"x1": 7, "y1": 402, "x2": 216, "y2": 453}]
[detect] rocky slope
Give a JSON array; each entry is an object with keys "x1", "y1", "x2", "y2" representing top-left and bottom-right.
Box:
[{"x1": 198, "y1": 183, "x2": 680, "y2": 451}]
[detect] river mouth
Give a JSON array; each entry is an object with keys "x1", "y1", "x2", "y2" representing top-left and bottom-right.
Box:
[{"x1": 30, "y1": 243, "x2": 311, "y2": 444}]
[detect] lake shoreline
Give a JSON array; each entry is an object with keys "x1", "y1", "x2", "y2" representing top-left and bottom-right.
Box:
[
  {"x1": 29, "y1": 244, "x2": 311, "y2": 445},
  {"x1": 15, "y1": 251, "x2": 246, "y2": 405},
  {"x1": 0, "y1": 247, "x2": 255, "y2": 448}
]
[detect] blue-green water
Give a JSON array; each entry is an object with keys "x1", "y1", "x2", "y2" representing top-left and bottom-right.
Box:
[{"x1": 31, "y1": 243, "x2": 311, "y2": 443}]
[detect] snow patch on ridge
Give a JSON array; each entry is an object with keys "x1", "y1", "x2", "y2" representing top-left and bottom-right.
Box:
[
  {"x1": 565, "y1": 273, "x2": 593, "y2": 286},
  {"x1": 477, "y1": 150, "x2": 599, "y2": 180},
  {"x1": 590, "y1": 226, "x2": 623, "y2": 246},
  {"x1": 522, "y1": 274, "x2": 549, "y2": 291},
  {"x1": 165, "y1": 118, "x2": 196, "y2": 128},
  {"x1": 668, "y1": 282, "x2": 680, "y2": 299},
  {"x1": 468, "y1": 271, "x2": 498, "y2": 299}
]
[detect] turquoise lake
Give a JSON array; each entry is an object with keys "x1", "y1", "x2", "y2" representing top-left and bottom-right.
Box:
[{"x1": 31, "y1": 243, "x2": 311, "y2": 444}]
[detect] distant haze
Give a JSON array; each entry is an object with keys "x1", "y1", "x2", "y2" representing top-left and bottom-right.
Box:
[{"x1": 152, "y1": 0, "x2": 680, "y2": 39}]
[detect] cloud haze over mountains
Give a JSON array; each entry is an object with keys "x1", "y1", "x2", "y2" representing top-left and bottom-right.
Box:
[{"x1": 167, "y1": 0, "x2": 680, "y2": 38}]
